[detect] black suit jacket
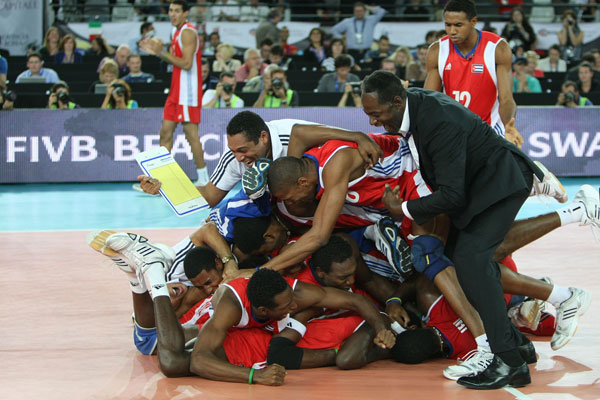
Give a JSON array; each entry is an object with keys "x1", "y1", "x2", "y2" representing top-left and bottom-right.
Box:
[{"x1": 404, "y1": 88, "x2": 543, "y2": 229}]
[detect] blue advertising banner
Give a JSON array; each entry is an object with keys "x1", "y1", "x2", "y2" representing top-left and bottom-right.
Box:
[{"x1": 1, "y1": 107, "x2": 598, "y2": 183}]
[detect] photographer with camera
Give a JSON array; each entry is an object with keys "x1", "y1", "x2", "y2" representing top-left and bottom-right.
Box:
[
  {"x1": 48, "y1": 81, "x2": 79, "y2": 110},
  {"x1": 101, "y1": 79, "x2": 138, "y2": 109},
  {"x1": 202, "y1": 71, "x2": 244, "y2": 108},
  {"x1": 0, "y1": 90, "x2": 17, "y2": 110},
  {"x1": 337, "y1": 81, "x2": 362, "y2": 108},
  {"x1": 558, "y1": 10, "x2": 584, "y2": 63},
  {"x1": 252, "y1": 66, "x2": 298, "y2": 108},
  {"x1": 317, "y1": 55, "x2": 360, "y2": 93},
  {"x1": 557, "y1": 80, "x2": 593, "y2": 107}
]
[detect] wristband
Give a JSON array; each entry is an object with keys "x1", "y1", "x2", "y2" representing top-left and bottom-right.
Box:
[
  {"x1": 248, "y1": 368, "x2": 255, "y2": 384},
  {"x1": 386, "y1": 297, "x2": 403, "y2": 305}
]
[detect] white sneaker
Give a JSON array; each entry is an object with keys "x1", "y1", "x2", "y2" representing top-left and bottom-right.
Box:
[
  {"x1": 551, "y1": 287, "x2": 592, "y2": 350},
  {"x1": 574, "y1": 184, "x2": 600, "y2": 227},
  {"x1": 532, "y1": 161, "x2": 568, "y2": 203},
  {"x1": 87, "y1": 229, "x2": 135, "y2": 273},
  {"x1": 106, "y1": 232, "x2": 175, "y2": 277},
  {"x1": 443, "y1": 347, "x2": 494, "y2": 380}
]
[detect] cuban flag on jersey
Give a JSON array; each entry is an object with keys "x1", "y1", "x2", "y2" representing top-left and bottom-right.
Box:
[{"x1": 471, "y1": 64, "x2": 484, "y2": 74}]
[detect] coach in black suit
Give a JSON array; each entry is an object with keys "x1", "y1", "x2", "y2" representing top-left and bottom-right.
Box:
[{"x1": 361, "y1": 71, "x2": 543, "y2": 390}]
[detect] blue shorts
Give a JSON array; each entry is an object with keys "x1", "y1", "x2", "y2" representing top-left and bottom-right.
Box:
[{"x1": 133, "y1": 322, "x2": 158, "y2": 355}]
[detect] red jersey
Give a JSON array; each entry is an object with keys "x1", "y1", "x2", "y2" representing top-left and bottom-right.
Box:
[
  {"x1": 438, "y1": 30, "x2": 506, "y2": 136},
  {"x1": 223, "y1": 276, "x2": 298, "y2": 332},
  {"x1": 277, "y1": 134, "x2": 431, "y2": 239},
  {"x1": 169, "y1": 22, "x2": 202, "y2": 106}
]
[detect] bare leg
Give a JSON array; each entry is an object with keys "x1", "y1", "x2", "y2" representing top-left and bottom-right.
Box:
[
  {"x1": 494, "y1": 213, "x2": 560, "y2": 261},
  {"x1": 154, "y1": 296, "x2": 192, "y2": 377},
  {"x1": 160, "y1": 120, "x2": 178, "y2": 151},
  {"x1": 132, "y1": 292, "x2": 155, "y2": 328},
  {"x1": 499, "y1": 263, "x2": 553, "y2": 301},
  {"x1": 182, "y1": 122, "x2": 206, "y2": 169}
]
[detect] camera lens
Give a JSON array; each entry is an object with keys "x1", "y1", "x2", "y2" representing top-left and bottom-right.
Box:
[
  {"x1": 114, "y1": 87, "x2": 125, "y2": 96},
  {"x1": 272, "y1": 78, "x2": 283, "y2": 89},
  {"x1": 223, "y1": 83, "x2": 233, "y2": 94}
]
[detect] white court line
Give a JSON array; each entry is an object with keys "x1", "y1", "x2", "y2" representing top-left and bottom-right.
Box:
[{"x1": 503, "y1": 386, "x2": 534, "y2": 400}]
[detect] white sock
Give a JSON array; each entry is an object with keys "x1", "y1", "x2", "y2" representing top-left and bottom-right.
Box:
[
  {"x1": 144, "y1": 261, "x2": 169, "y2": 298},
  {"x1": 364, "y1": 224, "x2": 376, "y2": 241},
  {"x1": 110, "y1": 256, "x2": 147, "y2": 294},
  {"x1": 475, "y1": 334, "x2": 490, "y2": 351},
  {"x1": 556, "y1": 203, "x2": 584, "y2": 226},
  {"x1": 196, "y1": 167, "x2": 210, "y2": 186},
  {"x1": 547, "y1": 285, "x2": 572, "y2": 307}
]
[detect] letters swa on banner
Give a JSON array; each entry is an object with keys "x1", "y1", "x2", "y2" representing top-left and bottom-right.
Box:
[{"x1": 0, "y1": 0, "x2": 43, "y2": 55}]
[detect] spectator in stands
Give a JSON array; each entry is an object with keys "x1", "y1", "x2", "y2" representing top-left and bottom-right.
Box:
[
  {"x1": 122, "y1": 54, "x2": 155, "y2": 84},
  {"x1": 15, "y1": 53, "x2": 59, "y2": 84},
  {"x1": 404, "y1": 0, "x2": 431, "y2": 21},
  {"x1": 212, "y1": 0, "x2": 240, "y2": 22},
  {"x1": 253, "y1": 66, "x2": 299, "y2": 107},
  {"x1": 538, "y1": 44, "x2": 567, "y2": 73},
  {"x1": 558, "y1": 10, "x2": 584, "y2": 63},
  {"x1": 425, "y1": 30, "x2": 438, "y2": 45},
  {"x1": 240, "y1": 0, "x2": 269, "y2": 22},
  {"x1": 363, "y1": 35, "x2": 392, "y2": 63},
  {"x1": 54, "y1": 34, "x2": 83, "y2": 64},
  {"x1": 39, "y1": 27, "x2": 61, "y2": 61},
  {"x1": 242, "y1": 63, "x2": 279, "y2": 93},
  {"x1": 405, "y1": 43, "x2": 428, "y2": 82},
  {"x1": 317, "y1": 55, "x2": 360, "y2": 92},
  {"x1": 513, "y1": 56, "x2": 542, "y2": 93},
  {"x1": 566, "y1": 52, "x2": 600, "y2": 82},
  {"x1": 201, "y1": 59, "x2": 219, "y2": 91},
  {"x1": 0, "y1": 90, "x2": 16, "y2": 110},
  {"x1": 114, "y1": 44, "x2": 131, "y2": 75},
  {"x1": 212, "y1": 43, "x2": 242, "y2": 73},
  {"x1": 0, "y1": 54, "x2": 7, "y2": 91},
  {"x1": 189, "y1": 1, "x2": 213, "y2": 23},
  {"x1": 85, "y1": 37, "x2": 114, "y2": 59},
  {"x1": 577, "y1": 61, "x2": 600, "y2": 96},
  {"x1": 338, "y1": 81, "x2": 362, "y2": 108},
  {"x1": 47, "y1": 81, "x2": 79, "y2": 110},
  {"x1": 268, "y1": 45, "x2": 290, "y2": 69},
  {"x1": 203, "y1": 32, "x2": 221, "y2": 56},
  {"x1": 501, "y1": 7, "x2": 537, "y2": 52},
  {"x1": 259, "y1": 39, "x2": 273, "y2": 63},
  {"x1": 235, "y1": 48, "x2": 267, "y2": 82},
  {"x1": 391, "y1": 46, "x2": 413, "y2": 80},
  {"x1": 322, "y1": 38, "x2": 358, "y2": 72},
  {"x1": 380, "y1": 58, "x2": 397, "y2": 74},
  {"x1": 331, "y1": 3, "x2": 386, "y2": 52},
  {"x1": 303, "y1": 28, "x2": 327, "y2": 66},
  {"x1": 280, "y1": 26, "x2": 298, "y2": 56},
  {"x1": 101, "y1": 79, "x2": 138, "y2": 109},
  {"x1": 256, "y1": 9, "x2": 282, "y2": 48},
  {"x1": 129, "y1": 22, "x2": 155, "y2": 55},
  {"x1": 557, "y1": 80, "x2": 593, "y2": 107},
  {"x1": 89, "y1": 59, "x2": 119, "y2": 92},
  {"x1": 525, "y1": 50, "x2": 544, "y2": 78},
  {"x1": 202, "y1": 71, "x2": 244, "y2": 108}
]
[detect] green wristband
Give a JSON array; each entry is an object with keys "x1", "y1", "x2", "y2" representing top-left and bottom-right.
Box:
[
  {"x1": 248, "y1": 367, "x2": 255, "y2": 384},
  {"x1": 386, "y1": 297, "x2": 403, "y2": 305}
]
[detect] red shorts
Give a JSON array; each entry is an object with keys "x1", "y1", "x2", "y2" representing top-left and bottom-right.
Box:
[
  {"x1": 427, "y1": 296, "x2": 477, "y2": 361},
  {"x1": 163, "y1": 97, "x2": 201, "y2": 124},
  {"x1": 223, "y1": 327, "x2": 270, "y2": 369},
  {"x1": 299, "y1": 315, "x2": 365, "y2": 349}
]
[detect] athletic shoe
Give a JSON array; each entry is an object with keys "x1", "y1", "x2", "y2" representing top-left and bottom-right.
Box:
[
  {"x1": 509, "y1": 298, "x2": 544, "y2": 331},
  {"x1": 551, "y1": 287, "x2": 592, "y2": 350},
  {"x1": 87, "y1": 229, "x2": 135, "y2": 272},
  {"x1": 106, "y1": 232, "x2": 175, "y2": 276},
  {"x1": 532, "y1": 161, "x2": 568, "y2": 203},
  {"x1": 374, "y1": 217, "x2": 413, "y2": 275},
  {"x1": 443, "y1": 347, "x2": 494, "y2": 380},
  {"x1": 242, "y1": 158, "x2": 271, "y2": 200},
  {"x1": 573, "y1": 185, "x2": 600, "y2": 241}
]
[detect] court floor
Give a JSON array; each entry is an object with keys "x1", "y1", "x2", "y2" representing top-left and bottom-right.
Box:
[{"x1": 1, "y1": 179, "x2": 599, "y2": 399}]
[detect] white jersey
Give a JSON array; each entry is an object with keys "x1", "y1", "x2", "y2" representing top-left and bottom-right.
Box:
[{"x1": 210, "y1": 119, "x2": 319, "y2": 191}]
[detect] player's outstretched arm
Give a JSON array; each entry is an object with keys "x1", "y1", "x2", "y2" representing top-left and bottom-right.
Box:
[{"x1": 495, "y1": 40, "x2": 517, "y2": 125}]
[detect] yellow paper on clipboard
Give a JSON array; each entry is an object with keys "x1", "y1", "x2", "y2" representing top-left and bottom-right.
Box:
[{"x1": 135, "y1": 147, "x2": 209, "y2": 216}]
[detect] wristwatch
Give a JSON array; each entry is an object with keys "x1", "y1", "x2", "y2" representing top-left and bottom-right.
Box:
[{"x1": 221, "y1": 255, "x2": 233, "y2": 264}]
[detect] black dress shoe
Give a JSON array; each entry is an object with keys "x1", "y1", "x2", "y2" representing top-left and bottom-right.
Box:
[
  {"x1": 457, "y1": 355, "x2": 531, "y2": 390},
  {"x1": 519, "y1": 339, "x2": 537, "y2": 364}
]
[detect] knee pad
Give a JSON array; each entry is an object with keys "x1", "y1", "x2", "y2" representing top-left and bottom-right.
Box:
[
  {"x1": 411, "y1": 235, "x2": 453, "y2": 281},
  {"x1": 133, "y1": 321, "x2": 158, "y2": 355},
  {"x1": 267, "y1": 336, "x2": 304, "y2": 369}
]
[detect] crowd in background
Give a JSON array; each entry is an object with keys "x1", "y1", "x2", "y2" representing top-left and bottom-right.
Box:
[{"x1": 2, "y1": 1, "x2": 600, "y2": 111}]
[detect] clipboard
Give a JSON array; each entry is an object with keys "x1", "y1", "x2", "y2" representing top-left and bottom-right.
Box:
[{"x1": 135, "y1": 147, "x2": 209, "y2": 217}]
